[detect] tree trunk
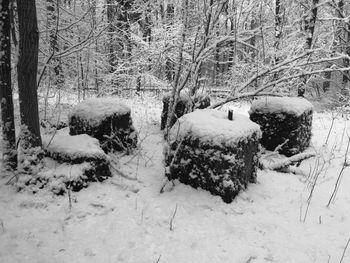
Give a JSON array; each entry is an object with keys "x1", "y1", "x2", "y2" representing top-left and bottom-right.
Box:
[
  {"x1": 214, "y1": 41, "x2": 220, "y2": 85},
  {"x1": 137, "y1": 1, "x2": 152, "y2": 92},
  {"x1": 299, "y1": 0, "x2": 319, "y2": 97},
  {"x1": 165, "y1": 0, "x2": 189, "y2": 137},
  {"x1": 324, "y1": 0, "x2": 344, "y2": 92},
  {"x1": 165, "y1": 2, "x2": 175, "y2": 82},
  {"x1": 115, "y1": 0, "x2": 132, "y2": 64},
  {"x1": 91, "y1": 0, "x2": 99, "y2": 93},
  {"x1": 274, "y1": 0, "x2": 283, "y2": 63},
  {"x1": 0, "y1": 0, "x2": 17, "y2": 170},
  {"x1": 304, "y1": 0, "x2": 319, "y2": 50},
  {"x1": 47, "y1": 0, "x2": 63, "y2": 87},
  {"x1": 16, "y1": 0, "x2": 42, "y2": 148},
  {"x1": 342, "y1": 0, "x2": 350, "y2": 88},
  {"x1": 106, "y1": 0, "x2": 116, "y2": 73}
]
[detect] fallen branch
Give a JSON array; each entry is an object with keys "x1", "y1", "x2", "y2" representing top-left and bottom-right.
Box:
[
  {"x1": 261, "y1": 152, "x2": 316, "y2": 171},
  {"x1": 110, "y1": 162, "x2": 138, "y2": 181},
  {"x1": 169, "y1": 204, "x2": 178, "y2": 231}
]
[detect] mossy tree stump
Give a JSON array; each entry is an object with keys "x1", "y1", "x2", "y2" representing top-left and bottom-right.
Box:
[
  {"x1": 249, "y1": 96, "x2": 313, "y2": 157},
  {"x1": 165, "y1": 109, "x2": 261, "y2": 203},
  {"x1": 161, "y1": 91, "x2": 210, "y2": 130},
  {"x1": 69, "y1": 98, "x2": 137, "y2": 153},
  {"x1": 18, "y1": 130, "x2": 111, "y2": 194}
]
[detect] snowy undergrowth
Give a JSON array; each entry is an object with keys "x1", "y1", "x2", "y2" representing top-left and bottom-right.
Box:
[{"x1": 0, "y1": 97, "x2": 350, "y2": 263}]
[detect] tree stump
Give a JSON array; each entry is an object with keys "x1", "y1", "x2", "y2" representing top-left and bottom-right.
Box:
[
  {"x1": 37, "y1": 130, "x2": 111, "y2": 194},
  {"x1": 161, "y1": 91, "x2": 210, "y2": 130},
  {"x1": 165, "y1": 109, "x2": 261, "y2": 203},
  {"x1": 69, "y1": 98, "x2": 137, "y2": 152},
  {"x1": 249, "y1": 96, "x2": 313, "y2": 157}
]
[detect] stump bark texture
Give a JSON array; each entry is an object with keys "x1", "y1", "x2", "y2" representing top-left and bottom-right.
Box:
[
  {"x1": 69, "y1": 98, "x2": 137, "y2": 152},
  {"x1": 22, "y1": 130, "x2": 112, "y2": 194},
  {"x1": 249, "y1": 97, "x2": 313, "y2": 156},
  {"x1": 161, "y1": 92, "x2": 210, "y2": 130},
  {"x1": 165, "y1": 109, "x2": 261, "y2": 203}
]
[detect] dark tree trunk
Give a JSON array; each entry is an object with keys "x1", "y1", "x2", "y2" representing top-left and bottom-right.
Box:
[
  {"x1": 228, "y1": 16, "x2": 235, "y2": 69},
  {"x1": 272, "y1": 0, "x2": 283, "y2": 81},
  {"x1": 0, "y1": 0, "x2": 17, "y2": 170},
  {"x1": 106, "y1": 0, "x2": 117, "y2": 73},
  {"x1": 342, "y1": 0, "x2": 350, "y2": 88},
  {"x1": 47, "y1": 0, "x2": 63, "y2": 86},
  {"x1": 91, "y1": 0, "x2": 99, "y2": 92},
  {"x1": 137, "y1": 1, "x2": 152, "y2": 92},
  {"x1": 166, "y1": 3, "x2": 175, "y2": 24},
  {"x1": 16, "y1": 0, "x2": 42, "y2": 147},
  {"x1": 274, "y1": 0, "x2": 283, "y2": 62},
  {"x1": 323, "y1": 0, "x2": 345, "y2": 92},
  {"x1": 115, "y1": 0, "x2": 132, "y2": 62},
  {"x1": 323, "y1": 70, "x2": 331, "y2": 92},
  {"x1": 299, "y1": 0, "x2": 319, "y2": 97},
  {"x1": 165, "y1": 2, "x2": 175, "y2": 82},
  {"x1": 214, "y1": 41, "x2": 220, "y2": 85},
  {"x1": 304, "y1": 0, "x2": 319, "y2": 50}
]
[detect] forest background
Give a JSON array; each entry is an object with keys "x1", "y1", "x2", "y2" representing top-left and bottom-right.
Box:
[{"x1": 0, "y1": 0, "x2": 350, "y2": 172}]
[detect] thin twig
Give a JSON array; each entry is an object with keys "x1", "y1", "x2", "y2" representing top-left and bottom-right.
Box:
[
  {"x1": 110, "y1": 163, "x2": 138, "y2": 181},
  {"x1": 0, "y1": 219, "x2": 4, "y2": 233},
  {"x1": 170, "y1": 204, "x2": 178, "y2": 231},
  {"x1": 340, "y1": 238, "x2": 350, "y2": 263},
  {"x1": 327, "y1": 136, "x2": 350, "y2": 206},
  {"x1": 325, "y1": 113, "x2": 338, "y2": 145}
]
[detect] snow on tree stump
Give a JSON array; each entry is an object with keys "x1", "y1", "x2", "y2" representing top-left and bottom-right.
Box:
[
  {"x1": 36, "y1": 130, "x2": 111, "y2": 194},
  {"x1": 161, "y1": 91, "x2": 210, "y2": 130},
  {"x1": 249, "y1": 96, "x2": 313, "y2": 157},
  {"x1": 165, "y1": 109, "x2": 261, "y2": 203},
  {"x1": 69, "y1": 98, "x2": 137, "y2": 153}
]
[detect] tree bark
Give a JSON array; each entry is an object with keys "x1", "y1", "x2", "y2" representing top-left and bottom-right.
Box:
[
  {"x1": 137, "y1": 1, "x2": 152, "y2": 92},
  {"x1": 299, "y1": 0, "x2": 319, "y2": 97},
  {"x1": 16, "y1": 0, "x2": 42, "y2": 147},
  {"x1": 106, "y1": 0, "x2": 116, "y2": 73},
  {"x1": 47, "y1": 0, "x2": 63, "y2": 87},
  {"x1": 342, "y1": 0, "x2": 350, "y2": 88},
  {"x1": 323, "y1": 0, "x2": 345, "y2": 92},
  {"x1": 165, "y1": 1, "x2": 175, "y2": 82},
  {"x1": 304, "y1": 0, "x2": 319, "y2": 50},
  {"x1": 0, "y1": 0, "x2": 17, "y2": 170},
  {"x1": 274, "y1": 0, "x2": 283, "y2": 63}
]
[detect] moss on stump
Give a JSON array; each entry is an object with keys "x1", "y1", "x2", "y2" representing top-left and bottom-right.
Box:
[
  {"x1": 165, "y1": 109, "x2": 261, "y2": 203},
  {"x1": 69, "y1": 98, "x2": 137, "y2": 153},
  {"x1": 18, "y1": 130, "x2": 112, "y2": 194},
  {"x1": 249, "y1": 96, "x2": 313, "y2": 157},
  {"x1": 161, "y1": 91, "x2": 210, "y2": 130}
]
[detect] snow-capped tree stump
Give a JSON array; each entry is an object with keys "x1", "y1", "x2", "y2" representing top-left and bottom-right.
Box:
[
  {"x1": 161, "y1": 91, "x2": 210, "y2": 130},
  {"x1": 249, "y1": 97, "x2": 313, "y2": 157},
  {"x1": 69, "y1": 98, "x2": 137, "y2": 153},
  {"x1": 165, "y1": 109, "x2": 261, "y2": 203},
  {"x1": 31, "y1": 130, "x2": 111, "y2": 194}
]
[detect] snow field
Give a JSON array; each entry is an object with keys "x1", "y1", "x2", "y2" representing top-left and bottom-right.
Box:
[{"x1": 0, "y1": 96, "x2": 349, "y2": 263}]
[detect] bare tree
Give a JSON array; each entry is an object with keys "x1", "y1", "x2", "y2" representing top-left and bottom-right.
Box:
[
  {"x1": 17, "y1": 0, "x2": 42, "y2": 148},
  {"x1": 0, "y1": 0, "x2": 17, "y2": 170},
  {"x1": 164, "y1": 0, "x2": 228, "y2": 135},
  {"x1": 274, "y1": 0, "x2": 283, "y2": 63},
  {"x1": 299, "y1": 0, "x2": 319, "y2": 96}
]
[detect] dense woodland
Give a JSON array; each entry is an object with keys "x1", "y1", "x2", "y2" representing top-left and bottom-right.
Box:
[{"x1": 0, "y1": 0, "x2": 350, "y2": 173}]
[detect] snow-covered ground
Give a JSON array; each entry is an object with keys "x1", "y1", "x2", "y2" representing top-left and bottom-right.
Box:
[{"x1": 0, "y1": 96, "x2": 350, "y2": 263}]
